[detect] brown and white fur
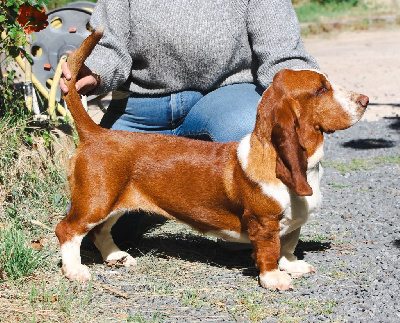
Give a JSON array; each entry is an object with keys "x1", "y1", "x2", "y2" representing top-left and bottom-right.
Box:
[{"x1": 56, "y1": 29, "x2": 368, "y2": 290}]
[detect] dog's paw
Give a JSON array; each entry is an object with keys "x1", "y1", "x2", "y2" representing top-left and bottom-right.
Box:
[
  {"x1": 259, "y1": 269, "x2": 293, "y2": 291},
  {"x1": 279, "y1": 257, "x2": 316, "y2": 278},
  {"x1": 105, "y1": 251, "x2": 137, "y2": 267},
  {"x1": 62, "y1": 264, "x2": 91, "y2": 282}
]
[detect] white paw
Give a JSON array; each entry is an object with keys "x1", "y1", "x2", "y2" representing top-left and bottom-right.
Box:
[
  {"x1": 279, "y1": 257, "x2": 316, "y2": 278},
  {"x1": 259, "y1": 269, "x2": 293, "y2": 291},
  {"x1": 105, "y1": 251, "x2": 137, "y2": 267},
  {"x1": 62, "y1": 264, "x2": 91, "y2": 282}
]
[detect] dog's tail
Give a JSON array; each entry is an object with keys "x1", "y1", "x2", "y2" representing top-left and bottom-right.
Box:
[{"x1": 63, "y1": 27, "x2": 104, "y2": 139}]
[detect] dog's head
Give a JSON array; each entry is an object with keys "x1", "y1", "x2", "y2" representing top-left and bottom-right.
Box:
[{"x1": 254, "y1": 69, "x2": 369, "y2": 196}]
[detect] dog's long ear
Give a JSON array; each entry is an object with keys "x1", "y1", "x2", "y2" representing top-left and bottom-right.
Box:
[{"x1": 271, "y1": 99, "x2": 313, "y2": 196}]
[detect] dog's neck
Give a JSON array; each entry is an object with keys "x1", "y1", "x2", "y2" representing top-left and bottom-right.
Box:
[{"x1": 237, "y1": 133, "x2": 279, "y2": 184}]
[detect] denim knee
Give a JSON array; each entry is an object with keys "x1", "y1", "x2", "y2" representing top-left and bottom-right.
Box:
[{"x1": 178, "y1": 83, "x2": 263, "y2": 142}]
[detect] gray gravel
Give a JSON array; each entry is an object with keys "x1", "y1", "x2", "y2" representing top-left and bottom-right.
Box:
[{"x1": 298, "y1": 117, "x2": 400, "y2": 322}]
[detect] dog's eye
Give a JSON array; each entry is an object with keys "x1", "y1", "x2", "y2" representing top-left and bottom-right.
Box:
[{"x1": 316, "y1": 86, "x2": 327, "y2": 96}]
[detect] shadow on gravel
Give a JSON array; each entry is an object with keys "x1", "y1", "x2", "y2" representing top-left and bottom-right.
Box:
[
  {"x1": 393, "y1": 240, "x2": 400, "y2": 248},
  {"x1": 295, "y1": 240, "x2": 331, "y2": 259},
  {"x1": 386, "y1": 116, "x2": 400, "y2": 131},
  {"x1": 342, "y1": 138, "x2": 395, "y2": 149},
  {"x1": 79, "y1": 229, "x2": 332, "y2": 277}
]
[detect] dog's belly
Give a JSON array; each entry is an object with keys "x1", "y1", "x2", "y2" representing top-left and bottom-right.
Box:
[{"x1": 207, "y1": 229, "x2": 250, "y2": 243}]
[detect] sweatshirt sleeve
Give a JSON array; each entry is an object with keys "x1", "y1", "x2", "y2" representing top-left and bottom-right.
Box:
[
  {"x1": 83, "y1": 0, "x2": 132, "y2": 95},
  {"x1": 247, "y1": 0, "x2": 319, "y2": 88}
]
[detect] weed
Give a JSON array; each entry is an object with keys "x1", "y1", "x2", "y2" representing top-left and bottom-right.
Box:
[
  {"x1": 328, "y1": 182, "x2": 349, "y2": 188},
  {"x1": 127, "y1": 312, "x2": 167, "y2": 323},
  {"x1": 301, "y1": 232, "x2": 330, "y2": 243},
  {"x1": 282, "y1": 298, "x2": 338, "y2": 316},
  {"x1": 0, "y1": 221, "x2": 48, "y2": 280},
  {"x1": 322, "y1": 155, "x2": 400, "y2": 173},
  {"x1": 181, "y1": 288, "x2": 204, "y2": 308}
]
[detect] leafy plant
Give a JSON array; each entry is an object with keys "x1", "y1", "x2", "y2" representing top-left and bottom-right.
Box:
[
  {"x1": 0, "y1": 0, "x2": 49, "y2": 59},
  {"x1": 0, "y1": 70, "x2": 27, "y2": 122},
  {"x1": 1, "y1": 0, "x2": 49, "y2": 112}
]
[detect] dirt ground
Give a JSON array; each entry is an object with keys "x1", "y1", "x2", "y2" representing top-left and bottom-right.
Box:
[{"x1": 303, "y1": 26, "x2": 400, "y2": 121}]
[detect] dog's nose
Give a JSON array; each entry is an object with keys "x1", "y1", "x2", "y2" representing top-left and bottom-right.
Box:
[{"x1": 358, "y1": 95, "x2": 369, "y2": 108}]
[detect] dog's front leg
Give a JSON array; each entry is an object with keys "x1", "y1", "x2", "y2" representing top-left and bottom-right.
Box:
[
  {"x1": 243, "y1": 210, "x2": 293, "y2": 291},
  {"x1": 279, "y1": 227, "x2": 316, "y2": 277}
]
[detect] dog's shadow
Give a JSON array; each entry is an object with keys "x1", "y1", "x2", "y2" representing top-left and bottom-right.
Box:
[{"x1": 80, "y1": 225, "x2": 331, "y2": 277}]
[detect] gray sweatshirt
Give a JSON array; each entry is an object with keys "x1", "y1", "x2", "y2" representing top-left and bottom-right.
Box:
[{"x1": 85, "y1": 0, "x2": 319, "y2": 96}]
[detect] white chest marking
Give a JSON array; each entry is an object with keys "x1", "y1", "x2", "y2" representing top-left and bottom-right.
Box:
[
  {"x1": 260, "y1": 182, "x2": 290, "y2": 209},
  {"x1": 237, "y1": 134, "x2": 251, "y2": 170},
  {"x1": 307, "y1": 143, "x2": 324, "y2": 170}
]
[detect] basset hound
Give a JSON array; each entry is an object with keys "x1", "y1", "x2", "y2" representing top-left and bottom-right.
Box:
[{"x1": 56, "y1": 29, "x2": 368, "y2": 290}]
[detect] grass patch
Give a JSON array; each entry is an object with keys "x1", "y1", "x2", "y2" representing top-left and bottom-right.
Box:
[
  {"x1": 0, "y1": 99, "x2": 100, "y2": 321},
  {"x1": 0, "y1": 221, "x2": 48, "y2": 281},
  {"x1": 46, "y1": 0, "x2": 97, "y2": 10},
  {"x1": 283, "y1": 298, "x2": 338, "y2": 315},
  {"x1": 322, "y1": 155, "x2": 400, "y2": 173},
  {"x1": 294, "y1": 0, "x2": 400, "y2": 35},
  {"x1": 294, "y1": 0, "x2": 364, "y2": 23},
  {"x1": 328, "y1": 183, "x2": 349, "y2": 188},
  {"x1": 294, "y1": 0, "x2": 397, "y2": 23}
]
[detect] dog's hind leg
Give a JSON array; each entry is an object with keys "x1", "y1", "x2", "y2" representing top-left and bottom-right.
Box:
[
  {"x1": 55, "y1": 208, "x2": 94, "y2": 282},
  {"x1": 87, "y1": 210, "x2": 137, "y2": 267},
  {"x1": 56, "y1": 207, "x2": 137, "y2": 281}
]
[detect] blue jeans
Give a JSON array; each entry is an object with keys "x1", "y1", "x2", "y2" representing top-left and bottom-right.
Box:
[
  {"x1": 100, "y1": 83, "x2": 264, "y2": 142},
  {"x1": 99, "y1": 83, "x2": 264, "y2": 242}
]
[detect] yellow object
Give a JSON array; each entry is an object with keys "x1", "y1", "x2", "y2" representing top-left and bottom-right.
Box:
[
  {"x1": 14, "y1": 55, "x2": 70, "y2": 118},
  {"x1": 48, "y1": 54, "x2": 68, "y2": 118},
  {"x1": 24, "y1": 40, "x2": 33, "y2": 112}
]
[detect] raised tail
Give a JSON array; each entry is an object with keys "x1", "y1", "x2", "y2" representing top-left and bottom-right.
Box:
[{"x1": 63, "y1": 27, "x2": 104, "y2": 139}]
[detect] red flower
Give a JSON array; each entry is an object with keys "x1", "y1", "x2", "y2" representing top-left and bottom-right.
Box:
[{"x1": 17, "y1": 4, "x2": 48, "y2": 34}]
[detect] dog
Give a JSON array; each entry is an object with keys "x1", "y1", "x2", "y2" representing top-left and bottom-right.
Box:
[{"x1": 56, "y1": 28, "x2": 368, "y2": 290}]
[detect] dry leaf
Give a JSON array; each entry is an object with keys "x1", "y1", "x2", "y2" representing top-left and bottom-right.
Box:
[
  {"x1": 30, "y1": 237, "x2": 44, "y2": 250},
  {"x1": 105, "y1": 256, "x2": 127, "y2": 268}
]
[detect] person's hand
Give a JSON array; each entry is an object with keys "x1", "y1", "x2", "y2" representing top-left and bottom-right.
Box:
[{"x1": 60, "y1": 62, "x2": 99, "y2": 95}]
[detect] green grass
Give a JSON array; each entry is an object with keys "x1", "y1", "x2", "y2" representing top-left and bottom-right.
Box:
[
  {"x1": 46, "y1": 0, "x2": 97, "y2": 10},
  {"x1": 322, "y1": 155, "x2": 400, "y2": 173},
  {"x1": 0, "y1": 96, "x2": 96, "y2": 321},
  {"x1": 294, "y1": 0, "x2": 366, "y2": 23},
  {"x1": 294, "y1": 0, "x2": 397, "y2": 23},
  {"x1": 0, "y1": 221, "x2": 48, "y2": 281}
]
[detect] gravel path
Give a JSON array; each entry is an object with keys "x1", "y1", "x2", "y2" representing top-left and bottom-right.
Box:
[{"x1": 300, "y1": 117, "x2": 400, "y2": 322}]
